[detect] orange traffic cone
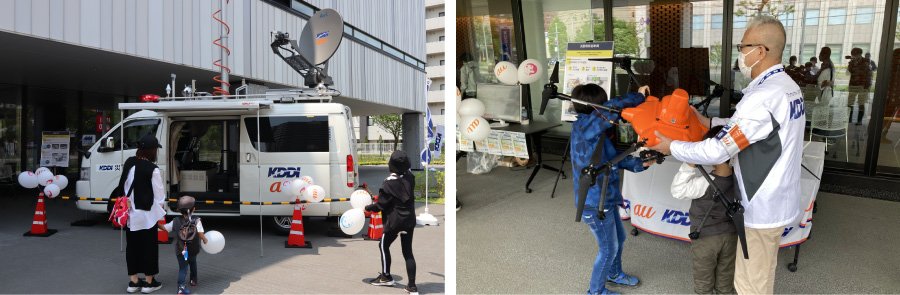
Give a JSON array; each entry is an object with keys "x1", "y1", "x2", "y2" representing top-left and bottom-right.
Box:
[
  {"x1": 363, "y1": 211, "x2": 384, "y2": 240},
  {"x1": 285, "y1": 199, "x2": 312, "y2": 248},
  {"x1": 24, "y1": 193, "x2": 57, "y2": 237},
  {"x1": 157, "y1": 217, "x2": 171, "y2": 244}
]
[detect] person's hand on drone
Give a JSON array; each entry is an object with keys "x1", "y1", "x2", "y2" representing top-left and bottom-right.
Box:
[
  {"x1": 649, "y1": 131, "x2": 674, "y2": 155},
  {"x1": 637, "y1": 85, "x2": 651, "y2": 97}
]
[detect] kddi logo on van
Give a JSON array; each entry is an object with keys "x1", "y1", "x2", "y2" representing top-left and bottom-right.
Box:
[
  {"x1": 268, "y1": 167, "x2": 302, "y2": 178},
  {"x1": 97, "y1": 164, "x2": 122, "y2": 172}
]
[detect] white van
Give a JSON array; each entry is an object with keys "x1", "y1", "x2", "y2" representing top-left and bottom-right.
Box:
[{"x1": 75, "y1": 90, "x2": 359, "y2": 232}]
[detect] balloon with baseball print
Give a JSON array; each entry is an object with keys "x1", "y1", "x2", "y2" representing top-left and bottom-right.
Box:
[
  {"x1": 290, "y1": 179, "x2": 308, "y2": 198},
  {"x1": 350, "y1": 189, "x2": 372, "y2": 209},
  {"x1": 17, "y1": 171, "x2": 39, "y2": 189},
  {"x1": 338, "y1": 208, "x2": 365, "y2": 235},
  {"x1": 299, "y1": 175, "x2": 315, "y2": 186},
  {"x1": 53, "y1": 175, "x2": 69, "y2": 190},
  {"x1": 458, "y1": 98, "x2": 486, "y2": 117},
  {"x1": 37, "y1": 170, "x2": 55, "y2": 186},
  {"x1": 43, "y1": 184, "x2": 60, "y2": 199},
  {"x1": 517, "y1": 59, "x2": 544, "y2": 84},
  {"x1": 304, "y1": 185, "x2": 327, "y2": 203}
]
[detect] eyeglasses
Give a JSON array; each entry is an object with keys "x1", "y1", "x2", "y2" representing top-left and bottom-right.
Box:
[{"x1": 736, "y1": 44, "x2": 770, "y2": 52}]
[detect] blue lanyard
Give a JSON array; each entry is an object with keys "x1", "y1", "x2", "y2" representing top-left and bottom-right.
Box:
[{"x1": 757, "y1": 68, "x2": 785, "y2": 86}]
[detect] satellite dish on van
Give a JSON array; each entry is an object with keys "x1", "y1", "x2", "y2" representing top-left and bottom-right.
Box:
[
  {"x1": 270, "y1": 8, "x2": 344, "y2": 88},
  {"x1": 296, "y1": 8, "x2": 344, "y2": 66}
]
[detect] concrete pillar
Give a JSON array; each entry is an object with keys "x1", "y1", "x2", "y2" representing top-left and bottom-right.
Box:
[{"x1": 402, "y1": 112, "x2": 424, "y2": 170}]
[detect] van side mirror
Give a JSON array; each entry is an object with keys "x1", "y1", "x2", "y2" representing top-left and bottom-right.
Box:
[{"x1": 98, "y1": 137, "x2": 116, "y2": 153}]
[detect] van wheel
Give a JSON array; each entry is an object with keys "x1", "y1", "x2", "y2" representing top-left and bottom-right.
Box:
[{"x1": 270, "y1": 216, "x2": 293, "y2": 235}]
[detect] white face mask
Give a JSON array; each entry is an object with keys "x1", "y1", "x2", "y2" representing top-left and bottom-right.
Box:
[{"x1": 738, "y1": 47, "x2": 761, "y2": 79}]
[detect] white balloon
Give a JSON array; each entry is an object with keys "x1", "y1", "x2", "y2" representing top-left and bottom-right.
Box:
[
  {"x1": 290, "y1": 179, "x2": 308, "y2": 197},
  {"x1": 43, "y1": 184, "x2": 60, "y2": 199},
  {"x1": 201, "y1": 230, "x2": 225, "y2": 254},
  {"x1": 52, "y1": 175, "x2": 69, "y2": 190},
  {"x1": 517, "y1": 59, "x2": 544, "y2": 84},
  {"x1": 299, "y1": 176, "x2": 315, "y2": 186},
  {"x1": 303, "y1": 185, "x2": 327, "y2": 203},
  {"x1": 18, "y1": 171, "x2": 39, "y2": 189},
  {"x1": 350, "y1": 190, "x2": 373, "y2": 209},
  {"x1": 338, "y1": 208, "x2": 366, "y2": 235},
  {"x1": 37, "y1": 170, "x2": 54, "y2": 186},
  {"x1": 494, "y1": 61, "x2": 519, "y2": 85},
  {"x1": 279, "y1": 180, "x2": 294, "y2": 197},
  {"x1": 460, "y1": 116, "x2": 491, "y2": 141},
  {"x1": 35, "y1": 167, "x2": 50, "y2": 176},
  {"x1": 458, "y1": 98, "x2": 486, "y2": 117}
]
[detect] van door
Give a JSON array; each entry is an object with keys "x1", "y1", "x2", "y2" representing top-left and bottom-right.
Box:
[
  {"x1": 89, "y1": 118, "x2": 163, "y2": 206},
  {"x1": 239, "y1": 114, "x2": 332, "y2": 217}
]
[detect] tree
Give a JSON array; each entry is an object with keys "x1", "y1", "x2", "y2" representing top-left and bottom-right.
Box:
[
  {"x1": 371, "y1": 114, "x2": 403, "y2": 151},
  {"x1": 710, "y1": 42, "x2": 723, "y2": 68},
  {"x1": 735, "y1": 0, "x2": 795, "y2": 18},
  {"x1": 594, "y1": 19, "x2": 640, "y2": 56},
  {"x1": 546, "y1": 16, "x2": 569, "y2": 63}
]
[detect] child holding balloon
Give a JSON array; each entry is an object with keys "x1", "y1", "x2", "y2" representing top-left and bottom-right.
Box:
[
  {"x1": 162, "y1": 196, "x2": 207, "y2": 295},
  {"x1": 365, "y1": 150, "x2": 418, "y2": 295}
]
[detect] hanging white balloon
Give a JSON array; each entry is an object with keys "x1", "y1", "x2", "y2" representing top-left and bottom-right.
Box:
[
  {"x1": 17, "y1": 171, "x2": 39, "y2": 189},
  {"x1": 201, "y1": 230, "x2": 225, "y2": 254},
  {"x1": 303, "y1": 185, "x2": 327, "y2": 203},
  {"x1": 460, "y1": 116, "x2": 491, "y2": 141},
  {"x1": 517, "y1": 59, "x2": 544, "y2": 84},
  {"x1": 458, "y1": 98, "x2": 486, "y2": 117},
  {"x1": 290, "y1": 179, "x2": 309, "y2": 198},
  {"x1": 43, "y1": 184, "x2": 61, "y2": 198},
  {"x1": 494, "y1": 61, "x2": 519, "y2": 85},
  {"x1": 350, "y1": 190, "x2": 373, "y2": 210},
  {"x1": 52, "y1": 175, "x2": 69, "y2": 190},
  {"x1": 35, "y1": 167, "x2": 50, "y2": 176},
  {"x1": 279, "y1": 180, "x2": 294, "y2": 197},
  {"x1": 338, "y1": 208, "x2": 366, "y2": 235},
  {"x1": 37, "y1": 170, "x2": 54, "y2": 186}
]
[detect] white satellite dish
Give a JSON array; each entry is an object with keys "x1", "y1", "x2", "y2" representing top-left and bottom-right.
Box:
[{"x1": 297, "y1": 8, "x2": 344, "y2": 66}]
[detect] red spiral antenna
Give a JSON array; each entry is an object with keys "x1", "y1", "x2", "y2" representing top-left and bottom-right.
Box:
[{"x1": 212, "y1": 0, "x2": 232, "y2": 96}]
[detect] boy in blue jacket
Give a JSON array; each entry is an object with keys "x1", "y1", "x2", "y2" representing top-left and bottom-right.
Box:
[{"x1": 570, "y1": 83, "x2": 653, "y2": 295}]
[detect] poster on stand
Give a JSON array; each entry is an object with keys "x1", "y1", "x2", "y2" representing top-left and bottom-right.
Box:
[
  {"x1": 562, "y1": 42, "x2": 615, "y2": 122},
  {"x1": 40, "y1": 131, "x2": 70, "y2": 167}
]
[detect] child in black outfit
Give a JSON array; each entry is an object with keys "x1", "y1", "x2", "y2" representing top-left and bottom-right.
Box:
[
  {"x1": 163, "y1": 196, "x2": 208, "y2": 295},
  {"x1": 365, "y1": 150, "x2": 418, "y2": 295}
]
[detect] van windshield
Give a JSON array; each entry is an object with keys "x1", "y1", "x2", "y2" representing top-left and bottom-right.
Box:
[
  {"x1": 245, "y1": 116, "x2": 329, "y2": 152},
  {"x1": 99, "y1": 119, "x2": 160, "y2": 151}
]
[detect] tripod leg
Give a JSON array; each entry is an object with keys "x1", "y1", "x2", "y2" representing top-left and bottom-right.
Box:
[
  {"x1": 550, "y1": 140, "x2": 571, "y2": 199},
  {"x1": 787, "y1": 244, "x2": 800, "y2": 272}
]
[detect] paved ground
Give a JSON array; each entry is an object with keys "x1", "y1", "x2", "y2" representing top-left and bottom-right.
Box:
[
  {"x1": 0, "y1": 166, "x2": 444, "y2": 294},
  {"x1": 457, "y1": 160, "x2": 900, "y2": 294}
]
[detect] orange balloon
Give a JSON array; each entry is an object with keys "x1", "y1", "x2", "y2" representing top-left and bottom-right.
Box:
[{"x1": 621, "y1": 89, "x2": 708, "y2": 147}]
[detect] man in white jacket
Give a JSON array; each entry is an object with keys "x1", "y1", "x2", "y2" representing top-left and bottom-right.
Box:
[{"x1": 650, "y1": 16, "x2": 804, "y2": 294}]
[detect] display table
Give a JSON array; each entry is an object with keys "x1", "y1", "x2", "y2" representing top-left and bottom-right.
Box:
[{"x1": 621, "y1": 142, "x2": 825, "y2": 270}]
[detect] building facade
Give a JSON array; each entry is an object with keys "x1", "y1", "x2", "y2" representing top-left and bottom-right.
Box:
[{"x1": 0, "y1": 0, "x2": 426, "y2": 179}]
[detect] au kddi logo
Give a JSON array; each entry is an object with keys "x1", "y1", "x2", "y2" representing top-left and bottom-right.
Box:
[
  {"x1": 268, "y1": 167, "x2": 302, "y2": 178},
  {"x1": 661, "y1": 209, "x2": 691, "y2": 226},
  {"x1": 632, "y1": 204, "x2": 656, "y2": 219}
]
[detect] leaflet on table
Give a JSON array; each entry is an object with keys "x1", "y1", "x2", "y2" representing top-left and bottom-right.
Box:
[
  {"x1": 458, "y1": 129, "x2": 529, "y2": 159},
  {"x1": 562, "y1": 42, "x2": 614, "y2": 122}
]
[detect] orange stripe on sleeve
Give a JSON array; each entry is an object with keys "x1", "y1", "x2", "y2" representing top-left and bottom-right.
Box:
[{"x1": 729, "y1": 125, "x2": 750, "y2": 150}]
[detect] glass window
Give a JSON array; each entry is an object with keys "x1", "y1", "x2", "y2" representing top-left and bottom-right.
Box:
[
  {"x1": 440, "y1": 59, "x2": 445, "y2": 65},
  {"x1": 855, "y1": 7, "x2": 874, "y2": 24},
  {"x1": 801, "y1": 45, "x2": 817, "y2": 62},
  {"x1": 405, "y1": 55, "x2": 418, "y2": 65},
  {"x1": 438, "y1": 12, "x2": 445, "y2": 17},
  {"x1": 383, "y1": 45, "x2": 405, "y2": 59},
  {"x1": 439, "y1": 35, "x2": 445, "y2": 41},
  {"x1": 244, "y1": 116, "x2": 329, "y2": 152},
  {"x1": 98, "y1": 119, "x2": 161, "y2": 152},
  {"x1": 354, "y1": 32, "x2": 382, "y2": 49},
  {"x1": 828, "y1": 8, "x2": 846, "y2": 25},
  {"x1": 805, "y1": 9, "x2": 819, "y2": 26},
  {"x1": 343, "y1": 25, "x2": 355, "y2": 37},
  {"x1": 734, "y1": 15, "x2": 747, "y2": 29},
  {"x1": 0, "y1": 85, "x2": 22, "y2": 178},
  {"x1": 290, "y1": 0, "x2": 315, "y2": 16},
  {"x1": 711, "y1": 14, "x2": 723, "y2": 29},
  {"x1": 826, "y1": 43, "x2": 842, "y2": 64},
  {"x1": 782, "y1": 44, "x2": 792, "y2": 63},
  {"x1": 779, "y1": 12, "x2": 794, "y2": 27},
  {"x1": 693, "y1": 15, "x2": 704, "y2": 29}
]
